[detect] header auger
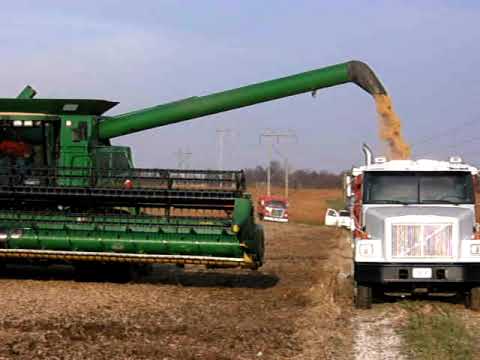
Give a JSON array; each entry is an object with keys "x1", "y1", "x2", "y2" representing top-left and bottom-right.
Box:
[{"x1": 0, "y1": 60, "x2": 386, "y2": 274}]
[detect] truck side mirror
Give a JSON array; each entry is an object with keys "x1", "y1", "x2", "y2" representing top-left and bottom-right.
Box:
[{"x1": 344, "y1": 175, "x2": 353, "y2": 197}]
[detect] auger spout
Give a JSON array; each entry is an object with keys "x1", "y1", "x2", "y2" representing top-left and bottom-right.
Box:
[{"x1": 98, "y1": 60, "x2": 386, "y2": 140}]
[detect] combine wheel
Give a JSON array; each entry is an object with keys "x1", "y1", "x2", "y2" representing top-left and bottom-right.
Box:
[
  {"x1": 355, "y1": 284, "x2": 372, "y2": 309},
  {"x1": 466, "y1": 288, "x2": 480, "y2": 311}
]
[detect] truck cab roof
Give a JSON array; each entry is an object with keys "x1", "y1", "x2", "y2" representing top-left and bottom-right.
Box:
[{"x1": 352, "y1": 158, "x2": 478, "y2": 176}]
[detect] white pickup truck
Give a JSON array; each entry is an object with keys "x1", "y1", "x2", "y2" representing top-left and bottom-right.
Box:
[{"x1": 325, "y1": 209, "x2": 352, "y2": 229}]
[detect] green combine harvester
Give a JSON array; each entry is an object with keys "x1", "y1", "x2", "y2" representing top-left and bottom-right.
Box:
[{"x1": 0, "y1": 60, "x2": 386, "y2": 275}]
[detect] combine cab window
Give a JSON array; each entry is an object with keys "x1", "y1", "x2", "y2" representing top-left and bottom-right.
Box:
[
  {"x1": 71, "y1": 122, "x2": 88, "y2": 142},
  {"x1": 363, "y1": 171, "x2": 474, "y2": 204},
  {"x1": 112, "y1": 153, "x2": 130, "y2": 169}
]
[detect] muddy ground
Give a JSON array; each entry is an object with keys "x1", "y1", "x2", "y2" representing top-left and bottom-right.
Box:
[{"x1": 0, "y1": 222, "x2": 478, "y2": 360}]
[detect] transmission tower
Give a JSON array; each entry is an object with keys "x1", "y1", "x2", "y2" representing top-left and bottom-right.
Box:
[
  {"x1": 260, "y1": 129, "x2": 297, "y2": 197},
  {"x1": 175, "y1": 148, "x2": 192, "y2": 170},
  {"x1": 216, "y1": 128, "x2": 233, "y2": 170}
]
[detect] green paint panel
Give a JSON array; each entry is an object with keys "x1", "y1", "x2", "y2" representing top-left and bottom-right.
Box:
[
  {"x1": 7, "y1": 229, "x2": 244, "y2": 258},
  {"x1": 0, "y1": 210, "x2": 246, "y2": 258}
]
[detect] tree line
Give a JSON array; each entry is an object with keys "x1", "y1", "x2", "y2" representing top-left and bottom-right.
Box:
[{"x1": 244, "y1": 161, "x2": 344, "y2": 189}]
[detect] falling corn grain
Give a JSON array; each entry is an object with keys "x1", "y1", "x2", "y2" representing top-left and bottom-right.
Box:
[{"x1": 374, "y1": 94, "x2": 411, "y2": 160}]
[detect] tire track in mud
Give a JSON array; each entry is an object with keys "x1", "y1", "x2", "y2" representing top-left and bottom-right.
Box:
[{"x1": 352, "y1": 309, "x2": 405, "y2": 360}]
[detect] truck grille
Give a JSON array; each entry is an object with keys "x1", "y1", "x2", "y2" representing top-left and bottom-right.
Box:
[
  {"x1": 391, "y1": 223, "x2": 453, "y2": 258},
  {"x1": 271, "y1": 209, "x2": 284, "y2": 218}
]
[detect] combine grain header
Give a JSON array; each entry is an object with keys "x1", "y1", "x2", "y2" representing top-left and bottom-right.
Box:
[{"x1": 0, "y1": 60, "x2": 386, "y2": 273}]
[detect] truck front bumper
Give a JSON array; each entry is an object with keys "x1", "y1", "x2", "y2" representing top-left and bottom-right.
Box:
[
  {"x1": 262, "y1": 216, "x2": 288, "y2": 223},
  {"x1": 355, "y1": 262, "x2": 480, "y2": 285}
]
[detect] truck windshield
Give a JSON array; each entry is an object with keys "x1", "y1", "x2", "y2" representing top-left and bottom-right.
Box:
[
  {"x1": 363, "y1": 171, "x2": 474, "y2": 204},
  {"x1": 266, "y1": 200, "x2": 286, "y2": 208}
]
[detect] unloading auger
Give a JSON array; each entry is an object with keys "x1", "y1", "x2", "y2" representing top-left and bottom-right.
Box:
[{"x1": 0, "y1": 60, "x2": 386, "y2": 272}]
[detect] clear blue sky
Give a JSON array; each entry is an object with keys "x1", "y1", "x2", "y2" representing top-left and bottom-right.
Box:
[{"x1": 1, "y1": 1, "x2": 479, "y2": 172}]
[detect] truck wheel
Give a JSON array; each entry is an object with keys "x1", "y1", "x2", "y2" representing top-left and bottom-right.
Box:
[
  {"x1": 466, "y1": 288, "x2": 480, "y2": 310},
  {"x1": 355, "y1": 285, "x2": 372, "y2": 309}
]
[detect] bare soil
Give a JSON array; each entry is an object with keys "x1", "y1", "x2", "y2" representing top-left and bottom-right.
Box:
[{"x1": 0, "y1": 223, "x2": 351, "y2": 360}]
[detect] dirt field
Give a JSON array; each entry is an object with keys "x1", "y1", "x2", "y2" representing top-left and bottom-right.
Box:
[{"x1": 0, "y1": 223, "x2": 351, "y2": 360}]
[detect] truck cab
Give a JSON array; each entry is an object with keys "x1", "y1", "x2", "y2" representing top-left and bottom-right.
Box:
[
  {"x1": 337, "y1": 147, "x2": 480, "y2": 308},
  {"x1": 257, "y1": 195, "x2": 289, "y2": 223}
]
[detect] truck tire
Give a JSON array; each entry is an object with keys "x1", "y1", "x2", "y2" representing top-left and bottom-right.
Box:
[
  {"x1": 466, "y1": 288, "x2": 480, "y2": 311},
  {"x1": 355, "y1": 285, "x2": 372, "y2": 309}
]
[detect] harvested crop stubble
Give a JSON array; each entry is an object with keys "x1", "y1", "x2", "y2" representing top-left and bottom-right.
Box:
[{"x1": 0, "y1": 223, "x2": 348, "y2": 360}]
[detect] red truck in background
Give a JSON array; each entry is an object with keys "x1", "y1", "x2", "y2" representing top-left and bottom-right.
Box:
[{"x1": 257, "y1": 195, "x2": 289, "y2": 223}]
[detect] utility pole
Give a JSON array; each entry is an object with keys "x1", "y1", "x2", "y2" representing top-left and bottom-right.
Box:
[
  {"x1": 260, "y1": 130, "x2": 297, "y2": 197},
  {"x1": 273, "y1": 144, "x2": 291, "y2": 199},
  {"x1": 175, "y1": 148, "x2": 192, "y2": 170},
  {"x1": 216, "y1": 128, "x2": 232, "y2": 170},
  {"x1": 284, "y1": 156, "x2": 289, "y2": 199}
]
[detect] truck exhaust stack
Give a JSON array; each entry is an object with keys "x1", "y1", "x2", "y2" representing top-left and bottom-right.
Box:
[{"x1": 362, "y1": 143, "x2": 373, "y2": 166}]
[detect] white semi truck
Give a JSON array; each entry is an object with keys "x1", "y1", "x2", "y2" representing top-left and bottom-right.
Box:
[{"x1": 328, "y1": 145, "x2": 480, "y2": 309}]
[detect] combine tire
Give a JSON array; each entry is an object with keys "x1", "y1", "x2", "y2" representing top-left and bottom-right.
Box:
[
  {"x1": 466, "y1": 288, "x2": 480, "y2": 311},
  {"x1": 355, "y1": 284, "x2": 372, "y2": 309}
]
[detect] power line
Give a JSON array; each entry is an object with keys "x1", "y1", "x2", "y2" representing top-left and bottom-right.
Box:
[
  {"x1": 411, "y1": 117, "x2": 479, "y2": 149},
  {"x1": 415, "y1": 134, "x2": 480, "y2": 159}
]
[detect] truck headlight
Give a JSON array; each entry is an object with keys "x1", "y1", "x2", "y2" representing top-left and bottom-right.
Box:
[
  {"x1": 471, "y1": 244, "x2": 480, "y2": 255},
  {"x1": 359, "y1": 244, "x2": 374, "y2": 256}
]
